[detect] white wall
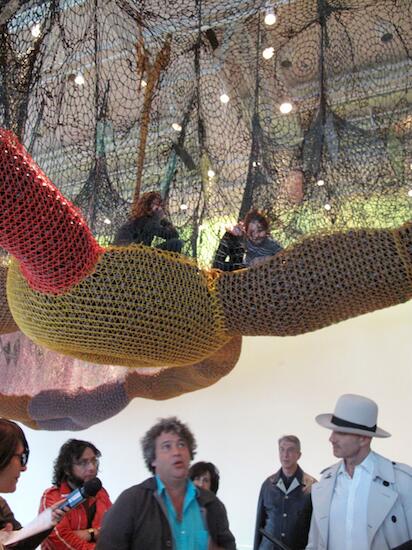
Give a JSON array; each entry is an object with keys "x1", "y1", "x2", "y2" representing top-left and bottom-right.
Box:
[{"x1": 5, "y1": 300, "x2": 412, "y2": 549}]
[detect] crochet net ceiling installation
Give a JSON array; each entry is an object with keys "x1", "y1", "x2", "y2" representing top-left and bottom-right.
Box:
[
  {"x1": 0, "y1": 0, "x2": 411, "y2": 429},
  {"x1": 0, "y1": 330, "x2": 241, "y2": 430}
]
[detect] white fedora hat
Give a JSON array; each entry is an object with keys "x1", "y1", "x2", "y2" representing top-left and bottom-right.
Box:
[{"x1": 316, "y1": 394, "x2": 391, "y2": 438}]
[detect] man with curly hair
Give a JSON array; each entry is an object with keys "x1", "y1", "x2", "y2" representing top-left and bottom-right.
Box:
[
  {"x1": 39, "y1": 439, "x2": 112, "y2": 549},
  {"x1": 96, "y1": 416, "x2": 236, "y2": 550}
]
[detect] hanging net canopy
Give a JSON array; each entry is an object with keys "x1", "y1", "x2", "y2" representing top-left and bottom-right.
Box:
[
  {"x1": 0, "y1": 0, "x2": 410, "y2": 250},
  {"x1": 0, "y1": 0, "x2": 411, "y2": 419}
]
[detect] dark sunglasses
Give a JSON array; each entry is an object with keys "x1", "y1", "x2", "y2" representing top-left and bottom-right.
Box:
[{"x1": 14, "y1": 450, "x2": 29, "y2": 467}]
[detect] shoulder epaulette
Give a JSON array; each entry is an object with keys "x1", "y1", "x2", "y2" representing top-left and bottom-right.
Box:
[{"x1": 393, "y1": 462, "x2": 412, "y2": 477}]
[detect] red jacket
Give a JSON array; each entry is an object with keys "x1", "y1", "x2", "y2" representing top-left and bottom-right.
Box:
[{"x1": 39, "y1": 481, "x2": 111, "y2": 550}]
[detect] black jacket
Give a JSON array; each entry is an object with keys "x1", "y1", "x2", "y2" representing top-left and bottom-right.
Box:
[
  {"x1": 212, "y1": 232, "x2": 245, "y2": 271},
  {"x1": 96, "y1": 477, "x2": 236, "y2": 550},
  {"x1": 0, "y1": 496, "x2": 52, "y2": 550},
  {"x1": 113, "y1": 214, "x2": 179, "y2": 247}
]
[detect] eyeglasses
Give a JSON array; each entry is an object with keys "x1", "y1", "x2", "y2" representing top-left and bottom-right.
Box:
[
  {"x1": 73, "y1": 457, "x2": 99, "y2": 469},
  {"x1": 194, "y1": 475, "x2": 211, "y2": 484},
  {"x1": 14, "y1": 450, "x2": 29, "y2": 467}
]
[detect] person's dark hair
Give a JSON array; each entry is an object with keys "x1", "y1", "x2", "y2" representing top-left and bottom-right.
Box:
[
  {"x1": 141, "y1": 416, "x2": 197, "y2": 474},
  {"x1": 189, "y1": 461, "x2": 220, "y2": 494},
  {"x1": 132, "y1": 191, "x2": 163, "y2": 219},
  {"x1": 244, "y1": 209, "x2": 270, "y2": 232},
  {"x1": 0, "y1": 419, "x2": 29, "y2": 471},
  {"x1": 52, "y1": 439, "x2": 101, "y2": 486}
]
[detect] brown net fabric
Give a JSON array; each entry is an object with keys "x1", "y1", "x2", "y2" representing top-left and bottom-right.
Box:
[
  {"x1": 0, "y1": 330, "x2": 241, "y2": 430},
  {"x1": 217, "y1": 222, "x2": 412, "y2": 335},
  {"x1": 0, "y1": 0, "x2": 409, "y2": 256},
  {"x1": 124, "y1": 334, "x2": 241, "y2": 400}
]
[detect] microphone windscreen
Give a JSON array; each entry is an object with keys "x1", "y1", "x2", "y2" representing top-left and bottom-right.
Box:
[{"x1": 83, "y1": 477, "x2": 102, "y2": 497}]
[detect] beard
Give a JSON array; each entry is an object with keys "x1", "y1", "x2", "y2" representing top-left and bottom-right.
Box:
[{"x1": 66, "y1": 472, "x2": 86, "y2": 489}]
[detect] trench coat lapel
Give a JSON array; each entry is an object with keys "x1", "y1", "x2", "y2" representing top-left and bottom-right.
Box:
[
  {"x1": 367, "y1": 455, "x2": 397, "y2": 546},
  {"x1": 313, "y1": 463, "x2": 340, "y2": 546}
]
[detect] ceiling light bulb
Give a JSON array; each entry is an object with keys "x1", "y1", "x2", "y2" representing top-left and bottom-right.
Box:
[
  {"x1": 262, "y1": 47, "x2": 274, "y2": 60},
  {"x1": 324, "y1": 203, "x2": 331, "y2": 210},
  {"x1": 31, "y1": 23, "x2": 41, "y2": 38},
  {"x1": 408, "y1": 189, "x2": 412, "y2": 197},
  {"x1": 103, "y1": 218, "x2": 111, "y2": 225},
  {"x1": 74, "y1": 72, "x2": 85, "y2": 86},
  {"x1": 207, "y1": 169, "x2": 215, "y2": 178},
  {"x1": 172, "y1": 123, "x2": 182, "y2": 132},
  {"x1": 279, "y1": 101, "x2": 293, "y2": 114},
  {"x1": 220, "y1": 93, "x2": 230, "y2": 104},
  {"x1": 317, "y1": 179, "x2": 325, "y2": 186},
  {"x1": 264, "y1": 11, "x2": 277, "y2": 26},
  {"x1": 180, "y1": 203, "x2": 188, "y2": 211},
  {"x1": 141, "y1": 79, "x2": 147, "y2": 88}
]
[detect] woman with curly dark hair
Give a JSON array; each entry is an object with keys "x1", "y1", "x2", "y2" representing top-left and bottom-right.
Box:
[{"x1": 114, "y1": 192, "x2": 183, "y2": 252}]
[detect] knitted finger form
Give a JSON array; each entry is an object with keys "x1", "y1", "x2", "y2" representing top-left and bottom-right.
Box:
[
  {"x1": 7, "y1": 246, "x2": 230, "y2": 368},
  {"x1": 0, "y1": 129, "x2": 102, "y2": 294},
  {"x1": 216, "y1": 222, "x2": 412, "y2": 335},
  {"x1": 0, "y1": 331, "x2": 241, "y2": 431}
]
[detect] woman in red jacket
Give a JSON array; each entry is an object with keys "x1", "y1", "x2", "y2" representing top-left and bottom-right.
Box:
[{"x1": 39, "y1": 439, "x2": 111, "y2": 549}]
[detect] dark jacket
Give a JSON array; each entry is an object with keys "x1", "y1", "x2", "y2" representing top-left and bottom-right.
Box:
[
  {"x1": 213, "y1": 232, "x2": 282, "y2": 272},
  {"x1": 254, "y1": 467, "x2": 315, "y2": 550},
  {"x1": 0, "y1": 496, "x2": 52, "y2": 550},
  {"x1": 213, "y1": 232, "x2": 245, "y2": 271},
  {"x1": 113, "y1": 214, "x2": 180, "y2": 247},
  {"x1": 96, "y1": 477, "x2": 236, "y2": 550}
]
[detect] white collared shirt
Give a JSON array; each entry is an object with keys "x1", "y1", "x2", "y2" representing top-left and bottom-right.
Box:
[{"x1": 328, "y1": 452, "x2": 375, "y2": 550}]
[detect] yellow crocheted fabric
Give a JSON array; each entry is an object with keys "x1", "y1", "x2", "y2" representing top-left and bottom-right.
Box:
[{"x1": 7, "y1": 245, "x2": 230, "y2": 368}]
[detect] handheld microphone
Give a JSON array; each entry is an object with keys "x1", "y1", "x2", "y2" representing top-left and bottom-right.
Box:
[{"x1": 58, "y1": 478, "x2": 102, "y2": 510}]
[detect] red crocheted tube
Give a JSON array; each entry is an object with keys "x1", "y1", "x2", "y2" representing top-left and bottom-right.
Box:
[{"x1": 0, "y1": 129, "x2": 103, "y2": 294}]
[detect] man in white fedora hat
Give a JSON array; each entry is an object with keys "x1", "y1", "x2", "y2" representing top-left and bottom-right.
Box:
[{"x1": 306, "y1": 393, "x2": 412, "y2": 550}]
